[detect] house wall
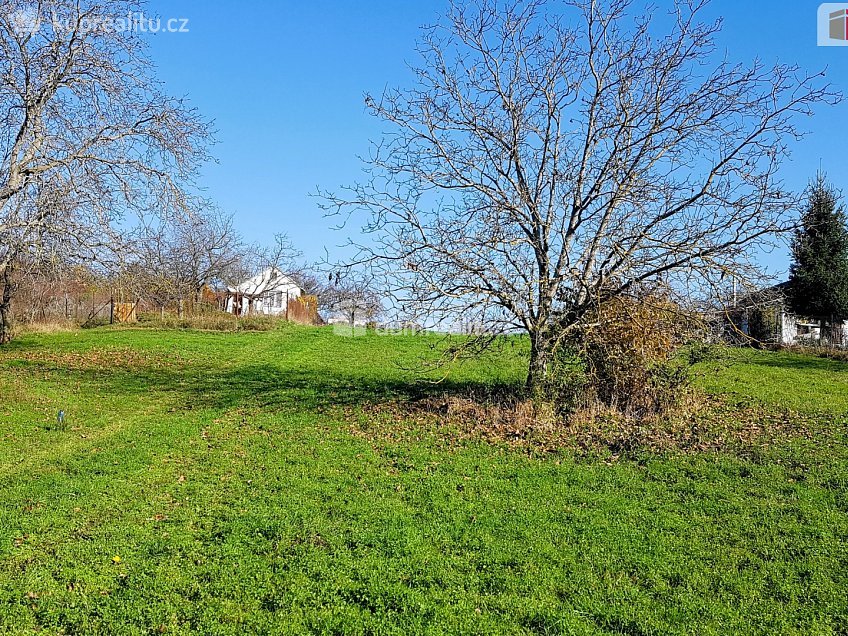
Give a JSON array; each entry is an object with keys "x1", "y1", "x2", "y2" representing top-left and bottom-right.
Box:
[
  {"x1": 226, "y1": 284, "x2": 301, "y2": 317},
  {"x1": 252, "y1": 284, "x2": 302, "y2": 316},
  {"x1": 778, "y1": 314, "x2": 848, "y2": 346},
  {"x1": 780, "y1": 312, "x2": 797, "y2": 345}
]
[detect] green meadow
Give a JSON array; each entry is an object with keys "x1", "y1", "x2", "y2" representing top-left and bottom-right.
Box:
[{"x1": 0, "y1": 326, "x2": 845, "y2": 635}]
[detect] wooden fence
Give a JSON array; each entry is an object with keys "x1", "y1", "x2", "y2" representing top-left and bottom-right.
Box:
[
  {"x1": 113, "y1": 302, "x2": 138, "y2": 323},
  {"x1": 287, "y1": 295, "x2": 321, "y2": 325}
]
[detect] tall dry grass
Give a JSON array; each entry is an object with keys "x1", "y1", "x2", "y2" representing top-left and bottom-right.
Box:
[{"x1": 19, "y1": 320, "x2": 81, "y2": 335}]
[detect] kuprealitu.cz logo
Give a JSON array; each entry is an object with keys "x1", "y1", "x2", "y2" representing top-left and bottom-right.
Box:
[
  {"x1": 819, "y1": 4, "x2": 848, "y2": 45},
  {"x1": 6, "y1": 6, "x2": 189, "y2": 38}
]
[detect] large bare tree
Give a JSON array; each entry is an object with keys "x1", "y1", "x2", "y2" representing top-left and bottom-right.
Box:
[
  {"x1": 323, "y1": 0, "x2": 837, "y2": 390},
  {"x1": 0, "y1": 0, "x2": 210, "y2": 341}
]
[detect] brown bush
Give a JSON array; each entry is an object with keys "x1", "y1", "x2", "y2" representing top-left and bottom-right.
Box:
[{"x1": 554, "y1": 292, "x2": 700, "y2": 419}]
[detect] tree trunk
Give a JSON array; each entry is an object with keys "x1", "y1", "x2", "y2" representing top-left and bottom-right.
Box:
[
  {"x1": 526, "y1": 330, "x2": 551, "y2": 394},
  {"x1": 0, "y1": 300, "x2": 12, "y2": 345},
  {"x1": 0, "y1": 266, "x2": 16, "y2": 345}
]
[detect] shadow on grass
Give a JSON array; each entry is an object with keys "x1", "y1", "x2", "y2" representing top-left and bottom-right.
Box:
[
  {"x1": 6, "y1": 359, "x2": 522, "y2": 414},
  {"x1": 740, "y1": 352, "x2": 848, "y2": 374}
]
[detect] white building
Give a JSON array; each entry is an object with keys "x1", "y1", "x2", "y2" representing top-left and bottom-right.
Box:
[
  {"x1": 225, "y1": 267, "x2": 302, "y2": 317},
  {"x1": 732, "y1": 282, "x2": 848, "y2": 346}
]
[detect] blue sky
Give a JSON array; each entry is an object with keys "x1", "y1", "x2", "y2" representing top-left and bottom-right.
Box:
[{"x1": 144, "y1": 1, "x2": 848, "y2": 276}]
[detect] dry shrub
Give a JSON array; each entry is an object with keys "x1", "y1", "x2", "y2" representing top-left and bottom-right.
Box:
[{"x1": 555, "y1": 292, "x2": 698, "y2": 419}]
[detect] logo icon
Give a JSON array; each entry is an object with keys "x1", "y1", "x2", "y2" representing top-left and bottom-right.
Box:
[
  {"x1": 8, "y1": 6, "x2": 40, "y2": 37},
  {"x1": 819, "y1": 4, "x2": 848, "y2": 45},
  {"x1": 831, "y1": 8, "x2": 848, "y2": 39}
]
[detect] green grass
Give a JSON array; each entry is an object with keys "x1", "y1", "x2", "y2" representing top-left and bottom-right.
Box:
[
  {"x1": 0, "y1": 327, "x2": 846, "y2": 635},
  {"x1": 695, "y1": 347, "x2": 848, "y2": 414}
]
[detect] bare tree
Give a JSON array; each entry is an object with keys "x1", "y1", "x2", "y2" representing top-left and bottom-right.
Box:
[
  {"x1": 170, "y1": 207, "x2": 243, "y2": 311},
  {"x1": 251, "y1": 233, "x2": 302, "y2": 280},
  {"x1": 124, "y1": 216, "x2": 189, "y2": 318},
  {"x1": 0, "y1": 0, "x2": 211, "y2": 341},
  {"x1": 322, "y1": 0, "x2": 837, "y2": 390},
  {"x1": 321, "y1": 271, "x2": 383, "y2": 328},
  {"x1": 0, "y1": 176, "x2": 102, "y2": 336},
  {"x1": 290, "y1": 266, "x2": 325, "y2": 299},
  {"x1": 224, "y1": 231, "x2": 303, "y2": 287},
  {"x1": 125, "y1": 206, "x2": 242, "y2": 317}
]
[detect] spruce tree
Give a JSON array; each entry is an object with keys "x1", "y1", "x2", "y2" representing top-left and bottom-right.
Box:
[{"x1": 787, "y1": 174, "x2": 848, "y2": 342}]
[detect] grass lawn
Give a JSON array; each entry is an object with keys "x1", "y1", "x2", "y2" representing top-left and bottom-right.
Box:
[{"x1": 0, "y1": 326, "x2": 846, "y2": 635}]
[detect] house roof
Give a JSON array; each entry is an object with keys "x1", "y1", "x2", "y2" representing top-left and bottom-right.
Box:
[
  {"x1": 735, "y1": 281, "x2": 789, "y2": 309},
  {"x1": 228, "y1": 267, "x2": 301, "y2": 296}
]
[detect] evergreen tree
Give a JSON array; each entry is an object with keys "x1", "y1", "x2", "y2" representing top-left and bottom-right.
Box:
[{"x1": 787, "y1": 174, "x2": 848, "y2": 341}]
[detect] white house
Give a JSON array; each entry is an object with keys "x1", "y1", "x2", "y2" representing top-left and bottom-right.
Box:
[
  {"x1": 732, "y1": 282, "x2": 848, "y2": 346},
  {"x1": 225, "y1": 267, "x2": 302, "y2": 317}
]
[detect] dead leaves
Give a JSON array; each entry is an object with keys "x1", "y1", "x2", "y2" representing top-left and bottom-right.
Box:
[
  {"x1": 0, "y1": 346, "x2": 188, "y2": 373},
  {"x1": 342, "y1": 393, "x2": 845, "y2": 457}
]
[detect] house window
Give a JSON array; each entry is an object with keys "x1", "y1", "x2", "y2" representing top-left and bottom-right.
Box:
[{"x1": 275, "y1": 292, "x2": 283, "y2": 308}]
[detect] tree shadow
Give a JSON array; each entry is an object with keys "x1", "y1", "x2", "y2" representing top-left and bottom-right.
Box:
[
  {"x1": 183, "y1": 363, "x2": 522, "y2": 412},
  {"x1": 6, "y1": 359, "x2": 522, "y2": 414},
  {"x1": 742, "y1": 353, "x2": 848, "y2": 373}
]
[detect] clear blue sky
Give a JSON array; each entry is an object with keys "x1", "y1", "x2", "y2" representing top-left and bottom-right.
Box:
[{"x1": 144, "y1": 0, "x2": 847, "y2": 277}]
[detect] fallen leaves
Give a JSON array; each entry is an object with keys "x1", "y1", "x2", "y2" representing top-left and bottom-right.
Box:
[
  {"x1": 0, "y1": 346, "x2": 188, "y2": 373},
  {"x1": 342, "y1": 393, "x2": 846, "y2": 458}
]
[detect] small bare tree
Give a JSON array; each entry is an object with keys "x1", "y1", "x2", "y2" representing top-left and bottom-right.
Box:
[
  {"x1": 0, "y1": 0, "x2": 211, "y2": 341},
  {"x1": 212, "y1": 232, "x2": 309, "y2": 317},
  {"x1": 125, "y1": 206, "x2": 243, "y2": 317},
  {"x1": 321, "y1": 271, "x2": 383, "y2": 328},
  {"x1": 323, "y1": 0, "x2": 837, "y2": 391}
]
